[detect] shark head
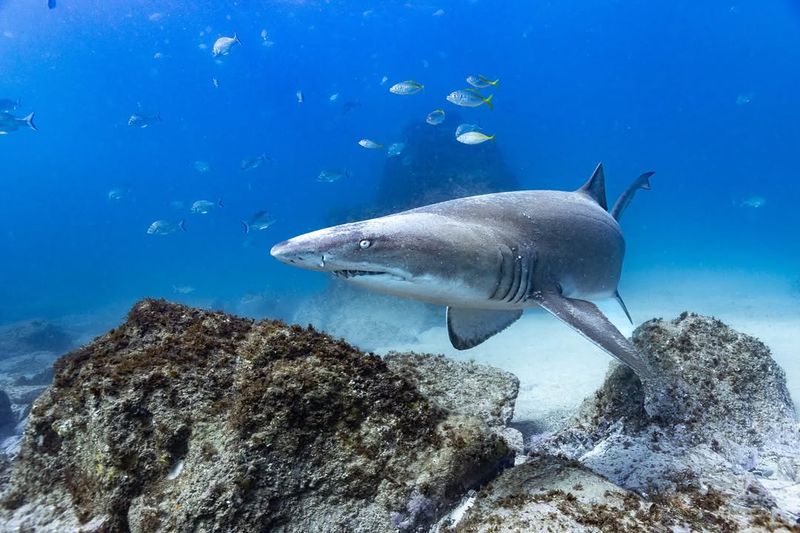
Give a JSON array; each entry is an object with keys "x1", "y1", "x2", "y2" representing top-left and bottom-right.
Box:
[{"x1": 270, "y1": 212, "x2": 502, "y2": 306}]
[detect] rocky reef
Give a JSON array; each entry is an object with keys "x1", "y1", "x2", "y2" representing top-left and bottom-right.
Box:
[
  {"x1": 450, "y1": 313, "x2": 800, "y2": 531},
  {"x1": 0, "y1": 300, "x2": 514, "y2": 532},
  {"x1": 2, "y1": 305, "x2": 799, "y2": 532}
]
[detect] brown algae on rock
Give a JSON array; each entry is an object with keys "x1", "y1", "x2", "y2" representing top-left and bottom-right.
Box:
[{"x1": 0, "y1": 299, "x2": 512, "y2": 532}]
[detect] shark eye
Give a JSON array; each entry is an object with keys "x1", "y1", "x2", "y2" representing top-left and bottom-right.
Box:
[{"x1": 359, "y1": 239, "x2": 371, "y2": 249}]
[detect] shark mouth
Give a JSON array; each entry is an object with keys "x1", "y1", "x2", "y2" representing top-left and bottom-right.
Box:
[{"x1": 331, "y1": 269, "x2": 405, "y2": 281}]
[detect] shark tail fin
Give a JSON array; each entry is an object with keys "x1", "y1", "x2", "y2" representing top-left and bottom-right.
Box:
[
  {"x1": 610, "y1": 171, "x2": 654, "y2": 222},
  {"x1": 23, "y1": 112, "x2": 37, "y2": 131},
  {"x1": 578, "y1": 162, "x2": 608, "y2": 210}
]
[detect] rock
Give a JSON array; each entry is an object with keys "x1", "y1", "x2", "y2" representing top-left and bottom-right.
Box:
[
  {"x1": 0, "y1": 299, "x2": 512, "y2": 532},
  {"x1": 442, "y1": 454, "x2": 795, "y2": 532},
  {"x1": 0, "y1": 321, "x2": 73, "y2": 360},
  {"x1": 0, "y1": 391, "x2": 14, "y2": 437},
  {"x1": 534, "y1": 313, "x2": 800, "y2": 522},
  {"x1": 386, "y1": 353, "x2": 525, "y2": 460},
  {"x1": 385, "y1": 353, "x2": 519, "y2": 428}
]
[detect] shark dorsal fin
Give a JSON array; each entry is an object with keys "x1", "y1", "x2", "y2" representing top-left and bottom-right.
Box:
[{"x1": 578, "y1": 162, "x2": 608, "y2": 210}]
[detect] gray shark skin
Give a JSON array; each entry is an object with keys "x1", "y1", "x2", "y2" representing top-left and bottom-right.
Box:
[{"x1": 271, "y1": 164, "x2": 654, "y2": 378}]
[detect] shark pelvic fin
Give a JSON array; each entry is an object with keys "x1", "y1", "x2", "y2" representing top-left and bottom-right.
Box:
[
  {"x1": 577, "y1": 162, "x2": 608, "y2": 210},
  {"x1": 614, "y1": 290, "x2": 633, "y2": 324},
  {"x1": 446, "y1": 307, "x2": 523, "y2": 350},
  {"x1": 610, "y1": 171, "x2": 654, "y2": 222},
  {"x1": 534, "y1": 291, "x2": 652, "y2": 379}
]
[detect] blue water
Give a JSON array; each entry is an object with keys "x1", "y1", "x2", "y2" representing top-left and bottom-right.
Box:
[{"x1": 1, "y1": 0, "x2": 798, "y2": 325}]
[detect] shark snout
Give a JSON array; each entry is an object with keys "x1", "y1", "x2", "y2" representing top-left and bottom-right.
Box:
[{"x1": 270, "y1": 237, "x2": 329, "y2": 271}]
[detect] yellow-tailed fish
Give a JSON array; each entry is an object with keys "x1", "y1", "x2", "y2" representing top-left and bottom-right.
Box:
[
  {"x1": 389, "y1": 80, "x2": 424, "y2": 95},
  {"x1": 446, "y1": 88, "x2": 493, "y2": 110}
]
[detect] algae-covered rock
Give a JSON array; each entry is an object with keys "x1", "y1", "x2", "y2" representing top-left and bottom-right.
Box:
[
  {"x1": 534, "y1": 312, "x2": 800, "y2": 525},
  {"x1": 0, "y1": 299, "x2": 512, "y2": 532}
]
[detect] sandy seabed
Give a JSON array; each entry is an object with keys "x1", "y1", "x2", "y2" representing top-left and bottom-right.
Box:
[{"x1": 374, "y1": 268, "x2": 800, "y2": 431}]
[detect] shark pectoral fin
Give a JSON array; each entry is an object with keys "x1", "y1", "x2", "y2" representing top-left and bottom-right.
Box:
[
  {"x1": 535, "y1": 292, "x2": 653, "y2": 379},
  {"x1": 446, "y1": 307, "x2": 523, "y2": 350}
]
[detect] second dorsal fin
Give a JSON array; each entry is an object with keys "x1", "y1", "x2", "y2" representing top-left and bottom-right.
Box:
[{"x1": 578, "y1": 162, "x2": 608, "y2": 210}]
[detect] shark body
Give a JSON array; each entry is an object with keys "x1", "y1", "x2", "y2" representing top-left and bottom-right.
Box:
[{"x1": 271, "y1": 164, "x2": 654, "y2": 378}]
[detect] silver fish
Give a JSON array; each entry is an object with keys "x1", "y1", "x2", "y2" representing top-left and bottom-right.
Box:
[
  {"x1": 147, "y1": 219, "x2": 186, "y2": 235},
  {"x1": 456, "y1": 131, "x2": 495, "y2": 145},
  {"x1": 389, "y1": 80, "x2": 424, "y2": 95},
  {"x1": 128, "y1": 112, "x2": 160, "y2": 128},
  {"x1": 190, "y1": 199, "x2": 224, "y2": 214},
  {"x1": 446, "y1": 88, "x2": 493, "y2": 110},
  {"x1": 387, "y1": 142, "x2": 406, "y2": 157},
  {"x1": 241, "y1": 153, "x2": 271, "y2": 171},
  {"x1": 426, "y1": 109, "x2": 445, "y2": 125},
  {"x1": 194, "y1": 160, "x2": 211, "y2": 173},
  {"x1": 212, "y1": 34, "x2": 241, "y2": 57},
  {"x1": 0, "y1": 112, "x2": 36, "y2": 134},
  {"x1": 466, "y1": 75, "x2": 499, "y2": 89},
  {"x1": 240, "y1": 210, "x2": 276, "y2": 234},
  {"x1": 358, "y1": 139, "x2": 383, "y2": 149},
  {"x1": 317, "y1": 169, "x2": 350, "y2": 183}
]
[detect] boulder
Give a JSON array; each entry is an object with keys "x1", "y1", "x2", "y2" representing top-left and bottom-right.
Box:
[
  {"x1": 533, "y1": 312, "x2": 800, "y2": 523},
  {"x1": 0, "y1": 299, "x2": 513, "y2": 532}
]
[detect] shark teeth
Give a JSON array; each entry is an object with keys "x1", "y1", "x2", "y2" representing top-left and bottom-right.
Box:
[{"x1": 332, "y1": 269, "x2": 385, "y2": 279}]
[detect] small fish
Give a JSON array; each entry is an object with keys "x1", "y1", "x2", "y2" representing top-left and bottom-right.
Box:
[
  {"x1": 107, "y1": 187, "x2": 127, "y2": 201},
  {"x1": 260, "y1": 29, "x2": 269, "y2": 42},
  {"x1": 296, "y1": 90, "x2": 304, "y2": 103},
  {"x1": 172, "y1": 285, "x2": 196, "y2": 295},
  {"x1": 447, "y1": 88, "x2": 493, "y2": 110},
  {"x1": 212, "y1": 78, "x2": 220, "y2": 88},
  {"x1": 358, "y1": 139, "x2": 383, "y2": 149},
  {"x1": 389, "y1": 80, "x2": 424, "y2": 95},
  {"x1": 342, "y1": 100, "x2": 361, "y2": 114},
  {"x1": 739, "y1": 196, "x2": 766, "y2": 209},
  {"x1": 380, "y1": 75, "x2": 389, "y2": 85},
  {"x1": 317, "y1": 169, "x2": 350, "y2": 183},
  {"x1": 212, "y1": 34, "x2": 242, "y2": 57},
  {"x1": 455, "y1": 123, "x2": 479, "y2": 137},
  {"x1": 0, "y1": 112, "x2": 36, "y2": 134},
  {"x1": 240, "y1": 210, "x2": 276, "y2": 234},
  {"x1": 241, "y1": 153, "x2": 271, "y2": 171},
  {"x1": 433, "y1": 9, "x2": 445, "y2": 16},
  {"x1": 456, "y1": 130, "x2": 495, "y2": 145},
  {"x1": 387, "y1": 142, "x2": 406, "y2": 157},
  {"x1": 466, "y1": 75, "x2": 499, "y2": 89},
  {"x1": 193, "y1": 160, "x2": 211, "y2": 173},
  {"x1": 0, "y1": 98, "x2": 20, "y2": 111},
  {"x1": 153, "y1": 52, "x2": 165, "y2": 60},
  {"x1": 329, "y1": 92, "x2": 340, "y2": 102},
  {"x1": 426, "y1": 108, "x2": 445, "y2": 125},
  {"x1": 128, "y1": 112, "x2": 160, "y2": 128},
  {"x1": 147, "y1": 219, "x2": 186, "y2": 235},
  {"x1": 190, "y1": 199, "x2": 224, "y2": 214}
]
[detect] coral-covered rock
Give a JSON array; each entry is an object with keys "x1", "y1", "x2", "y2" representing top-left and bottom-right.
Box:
[
  {"x1": 534, "y1": 313, "x2": 800, "y2": 523},
  {"x1": 0, "y1": 299, "x2": 512, "y2": 532},
  {"x1": 0, "y1": 392, "x2": 14, "y2": 437}
]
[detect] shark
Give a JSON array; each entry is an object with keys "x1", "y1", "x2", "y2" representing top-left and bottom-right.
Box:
[{"x1": 270, "y1": 164, "x2": 655, "y2": 378}]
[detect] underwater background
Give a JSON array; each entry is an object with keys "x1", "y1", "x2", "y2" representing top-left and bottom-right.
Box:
[{"x1": 1, "y1": 1, "x2": 799, "y2": 414}]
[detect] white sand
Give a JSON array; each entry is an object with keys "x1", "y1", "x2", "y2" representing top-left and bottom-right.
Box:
[{"x1": 372, "y1": 269, "x2": 800, "y2": 431}]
